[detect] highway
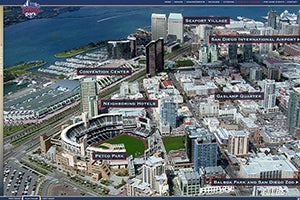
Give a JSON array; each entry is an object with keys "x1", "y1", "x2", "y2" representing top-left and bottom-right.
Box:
[{"x1": 4, "y1": 107, "x2": 80, "y2": 162}]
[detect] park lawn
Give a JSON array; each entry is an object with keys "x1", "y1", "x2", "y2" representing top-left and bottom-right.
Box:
[
  {"x1": 162, "y1": 136, "x2": 185, "y2": 153},
  {"x1": 98, "y1": 134, "x2": 146, "y2": 158}
]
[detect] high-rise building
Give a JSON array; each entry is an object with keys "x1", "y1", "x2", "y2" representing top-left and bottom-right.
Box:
[
  {"x1": 151, "y1": 13, "x2": 167, "y2": 41},
  {"x1": 249, "y1": 67, "x2": 263, "y2": 81},
  {"x1": 288, "y1": 88, "x2": 300, "y2": 137},
  {"x1": 196, "y1": 25, "x2": 213, "y2": 44},
  {"x1": 228, "y1": 44, "x2": 238, "y2": 65},
  {"x1": 243, "y1": 44, "x2": 253, "y2": 62},
  {"x1": 127, "y1": 36, "x2": 137, "y2": 58},
  {"x1": 88, "y1": 96, "x2": 99, "y2": 117},
  {"x1": 199, "y1": 44, "x2": 209, "y2": 64},
  {"x1": 297, "y1": 10, "x2": 300, "y2": 34},
  {"x1": 160, "y1": 96, "x2": 177, "y2": 129},
  {"x1": 146, "y1": 38, "x2": 164, "y2": 77},
  {"x1": 267, "y1": 67, "x2": 281, "y2": 81},
  {"x1": 280, "y1": 22, "x2": 299, "y2": 35},
  {"x1": 209, "y1": 44, "x2": 219, "y2": 63},
  {"x1": 168, "y1": 13, "x2": 183, "y2": 43},
  {"x1": 142, "y1": 156, "x2": 166, "y2": 189},
  {"x1": 268, "y1": 10, "x2": 277, "y2": 29},
  {"x1": 107, "y1": 40, "x2": 131, "y2": 59},
  {"x1": 80, "y1": 78, "x2": 97, "y2": 117},
  {"x1": 178, "y1": 168, "x2": 202, "y2": 196},
  {"x1": 259, "y1": 79, "x2": 277, "y2": 113},
  {"x1": 227, "y1": 130, "x2": 249, "y2": 157},
  {"x1": 193, "y1": 134, "x2": 218, "y2": 172},
  {"x1": 258, "y1": 27, "x2": 274, "y2": 54}
]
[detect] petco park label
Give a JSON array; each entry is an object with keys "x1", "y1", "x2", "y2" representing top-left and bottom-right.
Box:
[{"x1": 92, "y1": 152, "x2": 127, "y2": 160}]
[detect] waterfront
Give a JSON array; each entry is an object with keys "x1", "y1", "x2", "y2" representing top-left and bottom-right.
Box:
[{"x1": 4, "y1": 6, "x2": 299, "y2": 67}]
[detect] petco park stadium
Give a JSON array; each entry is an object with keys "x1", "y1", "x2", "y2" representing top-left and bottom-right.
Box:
[{"x1": 61, "y1": 113, "x2": 125, "y2": 157}]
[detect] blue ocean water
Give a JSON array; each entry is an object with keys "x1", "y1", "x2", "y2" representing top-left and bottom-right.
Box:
[{"x1": 4, "y1": 6, "x2": 300, "y2": 67}]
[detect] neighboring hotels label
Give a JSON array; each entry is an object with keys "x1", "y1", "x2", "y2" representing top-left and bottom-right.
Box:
[
  {"x1": 21, "y1": 0, "x2": 40, "y2": 19},
  {"x1": 76, "y1": 67, "x2": 132, "y2": 76},
  {"x1": 183, "y1": 16, "x2": 230, "y2": 25},
  {"x1": 92, "y1": 152, "x2": 127, "y2": 160},
  {"x1": 212, "y1": 179, "x2": 300, "y2": 186},
  {"x1": 100, "y1": 99, "x2": 158, "y2": 108},
  {"x1": 209, "y1": 35, "x2": 300, "y2": 44},
  {"x1": 215, "y1": 92, "x2": 264, "y2": 101}
]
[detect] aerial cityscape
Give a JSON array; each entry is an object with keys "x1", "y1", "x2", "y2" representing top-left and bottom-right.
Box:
[{"x1": 3, "y1": 6, "x2": 300, "y2": 197}]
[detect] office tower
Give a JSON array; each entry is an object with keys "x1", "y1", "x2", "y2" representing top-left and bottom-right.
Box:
[
  {"x1": 228, "y1": 44, "x2": 238, "y2": 65},
  {"x1": 249, "y1": 67, "x2": 262, "y2": 81},
  {"x1": 168, "y1": 13, "x2": 183, "y2": 43},
  {"x1": 297, "y1": 10, "x2": 300, "y2": 34},
  {"x1": 209, "y1": 44, "x2": 218, "y2": 63},
  {"x1": 280, "y1": 22, "x2": 299, "y2": 35},
  {"x1": 227, "y1": 130, "x2": 249, "y2": 157},
  {"x1": 288, "y1": 88, "x2": 300, "y2": 137},
  {"x1": 142, "y1": 156, "x2": 166, "y2": 189},
  {"x1": 178, "y1": 169, "x2": 202, "y2": 196},
  {"x1": 88, "y1": 96, "x2": 99, "y2": 117},
  {"x1": 196, "y1": 25, "x2": 213, "y2": 43},
  {"x1": 151, "y1": 13, "x2": 167, "y2": 41},
  {"x1": 107, "y1": 40, "x2": 132, "y2": 59},
  {"x1": 199, "y1": 44, "x2": 209, "y2": 64},
  {"x1": 243, "y1": 44, "x2": 253, "y2": 62},
  {"x1": 193, "y1": 134, "x2": 218, "y2": 172},
  {"x1": 80, "y1": 78, "x2": 97, "y2": 116},
  {"x1": 146, "y1": 38, "x2": 164, "y2": 77},
  {"x1": 268, "y1": 10, "x2": 277, "y2": 29},
  {"x1": 160, "y1": 96, "x2": 177, "y2": 129},
  {"x1": 127, "y1": 36, "x2": 137, "y2": 58},
  {"x1": 259, "y1": 79, "x2": 276, "y2": 113},
  {"x1": 155, "y1": 38, "x2": 164, "y2": 73},
  {"x1": 185, "y1": 127, "x2": 211, "y2": 162},
  {"x1": 258, "y1": 27, "x2": 274, "y2": 54}
]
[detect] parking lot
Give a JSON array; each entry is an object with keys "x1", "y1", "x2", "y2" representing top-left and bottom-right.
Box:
[{"x1": 4, "y1": 159, "x2": 40, "y2": 196}]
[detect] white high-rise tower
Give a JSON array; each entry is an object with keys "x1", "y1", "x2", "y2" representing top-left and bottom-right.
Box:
[
  {"x1": 168, "y1": 13, "x2": 183, "y2": 43},
  {"x1": 151, "y1": 13, "x2": 167, "y2": 41}
]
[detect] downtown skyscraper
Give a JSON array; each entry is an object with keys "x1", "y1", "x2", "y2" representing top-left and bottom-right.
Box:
[
  {"x1": 288, "y1": 88, "x2": 300, "y2": 137},
  {"x1": 80, "y1": 77, "x2": 97, "y2": 117},
  {"x1": 151, "y1": 13, "x2": 167, "y2": 41},
  {"x1": 146, "y1": 38, "x2": 164, "y2": 77},
  {"x1": 167, "y1": 13, "x2": 183, "y2": 43}
]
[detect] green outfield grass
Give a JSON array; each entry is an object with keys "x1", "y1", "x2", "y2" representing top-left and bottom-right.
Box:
[
  {"x1": 97, "y1": 134, "x2": 146, "y2": 158},
  {"x1": 162, "y1": 135, "x2": 185, "y2": 153}
]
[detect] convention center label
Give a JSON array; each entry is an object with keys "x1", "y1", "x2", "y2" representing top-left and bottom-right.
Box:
[
  {"x1": 92, "y1": 152, "x2": 127, "y2": 160},
  {"x1": 209, "y1": 35, "x2": 300, "y2": 44},
  {"x1": 183, "y1": 16, "x2": 230, "y2": 25},
  {"x1": 212, "y1": 178, "x2": 300, "y2": 186},
  {"x1": 215, "y1": 92, "x2": 264, "y2": 101},
  {"x1": 100, "y1": 99, "x2": 159, "y2": 108},
  {"x1": 76, "y1": 67, "x2": 132, "y2": 76}
]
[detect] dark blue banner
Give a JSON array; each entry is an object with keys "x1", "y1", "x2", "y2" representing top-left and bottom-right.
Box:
[
  {"x1": 2, "y1": 197, "x2": 299, "y2": 200},
  {"x1": 3, "y1": 0, "x2": 300, "y2": 5}
]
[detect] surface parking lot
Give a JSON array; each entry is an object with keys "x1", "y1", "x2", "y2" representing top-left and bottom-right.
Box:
[{"x1": 4, "y1": 160, "x2": 40, "y2": 196}]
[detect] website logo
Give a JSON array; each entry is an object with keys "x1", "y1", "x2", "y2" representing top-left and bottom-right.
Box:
[{"x1": 21, "y1": 0, "x2": 40, "y2": 19}]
